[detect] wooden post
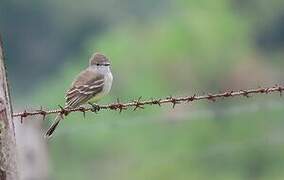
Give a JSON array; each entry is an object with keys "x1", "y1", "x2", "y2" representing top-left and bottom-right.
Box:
[{"x1": 0, "y1": 35, "x2": 18, "y2": 179}]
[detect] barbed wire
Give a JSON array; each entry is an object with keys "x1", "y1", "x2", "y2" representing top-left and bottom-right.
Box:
[{"x1": 13, "y1": 85, "x2": 284, "y2": 122}]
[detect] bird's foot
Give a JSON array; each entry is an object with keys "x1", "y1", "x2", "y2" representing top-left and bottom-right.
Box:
[{"x1": 88, "y1": 102, "x2": 100, "y2": 113}]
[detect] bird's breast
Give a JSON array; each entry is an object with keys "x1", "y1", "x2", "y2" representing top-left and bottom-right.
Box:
[
  {"x1": 102, "y1": 71, "x2": 113, "y2": 95},
  {"x1": 88, "y1": 68, "x2": 113, "y2": 103}
]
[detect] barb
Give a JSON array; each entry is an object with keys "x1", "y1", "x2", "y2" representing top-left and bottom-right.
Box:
[{"x1": 13, "y1": 85, "x2": 284, "y2": 120}]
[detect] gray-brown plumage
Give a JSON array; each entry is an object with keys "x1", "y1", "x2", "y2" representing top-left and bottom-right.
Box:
[
  {"x1": 45, "y1": 53, "x2": 113, "y2": 138},
  {"x1": 65, "y1": 70, "x2": 105, "y2": 108}
]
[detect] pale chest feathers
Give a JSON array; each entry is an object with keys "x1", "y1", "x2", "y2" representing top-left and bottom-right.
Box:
[
  {"x1": 101, "y1": 70, "x2": 113, "y2": 95},
  {"x1": 89, "y1": 67, "x2": 113, "y2": 102}
]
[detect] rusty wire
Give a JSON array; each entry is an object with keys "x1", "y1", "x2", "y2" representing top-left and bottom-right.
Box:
[{"x1": 13, "y1": 85, "x2": 284, "y2": 122}]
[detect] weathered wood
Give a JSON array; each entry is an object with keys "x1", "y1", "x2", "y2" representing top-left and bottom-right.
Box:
[{"x1": 0, "y1": 35, "x2": 18, "y2": 179}]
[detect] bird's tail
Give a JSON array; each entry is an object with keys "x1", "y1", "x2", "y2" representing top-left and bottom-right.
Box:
[{"x1": 44, "y1": 113, "x2": 62, "y2": 139}]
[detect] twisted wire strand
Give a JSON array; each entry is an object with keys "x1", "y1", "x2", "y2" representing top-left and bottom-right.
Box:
[{"x1": 13, "y1": 85, "x2": 284, "y2": 122}]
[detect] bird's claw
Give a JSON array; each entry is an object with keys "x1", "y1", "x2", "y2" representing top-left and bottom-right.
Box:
[{"x1": 88, "y1": 102, "x2": 100, "y2": 113}]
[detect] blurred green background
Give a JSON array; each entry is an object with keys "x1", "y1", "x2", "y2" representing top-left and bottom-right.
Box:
[{"x1": 1, "y1": 0, "x2": 284, "y2": 179}]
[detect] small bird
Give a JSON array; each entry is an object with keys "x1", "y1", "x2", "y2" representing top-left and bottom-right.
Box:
[{"x1": 44, "y1": 52, "x2": 113, "y2": 138}]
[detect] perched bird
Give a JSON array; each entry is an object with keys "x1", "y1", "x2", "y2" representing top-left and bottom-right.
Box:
[{"x1": 45, "y1": 52, "x2": 113, "y2": 138}]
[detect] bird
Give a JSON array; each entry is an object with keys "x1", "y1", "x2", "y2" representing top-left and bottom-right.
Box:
[{"x1": 44, "y1": 52, "x2": 113, "y2": 138}]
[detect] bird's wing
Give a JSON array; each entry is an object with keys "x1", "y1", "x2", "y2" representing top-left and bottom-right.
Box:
[{"x1": 65, "y1": 69, "x2": 104, "y2": 108}]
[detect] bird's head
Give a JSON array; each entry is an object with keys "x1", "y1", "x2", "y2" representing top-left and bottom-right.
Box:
[{"x1": 89, "y1": 52, "x2": 110, "y2": 67}]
